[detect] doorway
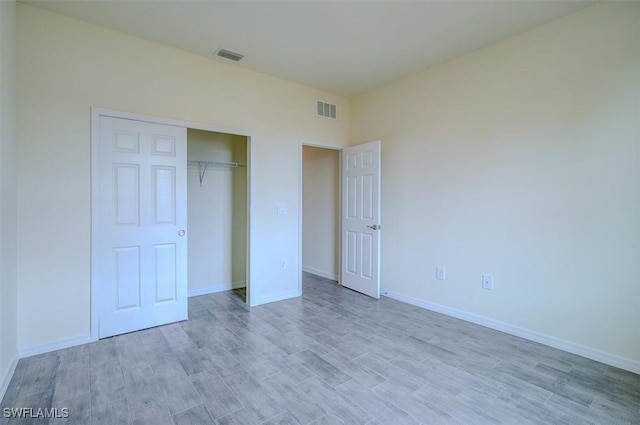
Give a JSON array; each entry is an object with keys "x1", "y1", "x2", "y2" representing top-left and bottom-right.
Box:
[
  {"x1": 299, "y1": 142, "x2": 342, "y2": 291},
  {"x1": 298, "y1": 139, "x2": 382, "y2": 299},
  {"x1": 186, "y1": 129, "x2": 248, "y2": 302}
]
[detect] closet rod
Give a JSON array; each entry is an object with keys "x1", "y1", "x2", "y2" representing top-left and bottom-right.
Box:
[{"x1": 188, "y1": 159, "x2": 247, "y2": 187}]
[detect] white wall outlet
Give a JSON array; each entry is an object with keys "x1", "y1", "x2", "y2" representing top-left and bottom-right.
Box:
[
  {"x1": 277, "y1": 203, "x2": 287, "y2": 215},
  {"x1": 482, "y1": 274, "x2": 494, "y2": 290},
  {"x1": 436, "y1": 267, "x2": 446, "y2": 280},
  {"x1": 279, "y1": 258, "x2": 287, "y2": 270}
]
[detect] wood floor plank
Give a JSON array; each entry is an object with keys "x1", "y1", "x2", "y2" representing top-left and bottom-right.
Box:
[
  {"x1": 228, "y1": 347, "x2": 281, "y2": 381},
  {"x1": 371, "y1": 380, "x2": 459, "y2": 425},
  {"x1": 91, "y1": 399, "x2": 132, "y2": 425},
  {"x1": 89, "y1": 339, "x2": 118, "y2": 368},
  {"x1": 589, "y1": 395, "x2": 640, "y2": 424},
  {"x1": 152, "y1": 365, "x2": 202, "y2": 416},
  {"x1": 189, "y1": 370, "x2": 243, "y2": 420},
  {"x1": 293, "y1": 350, "x2": 351, "y2": 387},
  {"x1": 89, "y1": 362, "x2": 126, "y2": 408},
  {"x1": 308, "y1": 414, "x2": 347, "y2": 425},
  {"x1": 266, "y1": 353, "x2": 317, "y2": 385},
  {"x1": 494, "y1": 361, "x2": 595, "y2": 406},
  {"x1": 170, "y1": 341, "x2": 214, "y2": 376},
  {"x1": 16, "y1": 353, "x2": 59, "y2": 399},
  {"x1": 159, "y1": 322, "x2": 192, "y2": 347},
  {"x1": 49, "y1": 393, "x2": 91, "y2": 425},
  {"x1": 115, "y1": 333, "x2": 148, "y2": 371},
  {"x1": 172, "y1": 405, "x2": 215, "y2": 425},
  {"x1": 261, "y1": 372, "x2": 325, "y2": 425},
  {"x1": 321, "y1": 350, "x2": 386, "y2": 389},
  {"x1": 214, "y1": 408, "x2": 260, "y2": 425},
  {"x1": 297, "y1": 377, "x2": 371, "y2": 425},
  {"x1": 10, "y1": 390, "x2": 54, "y2": 425},
  {"x1": 357, "y1": 353, "x2": 424, "y2": 392},
  {"x1": 536, "y1": 362, "x2": 640, "y2": 409},
  {"x1": 122, "y1": 365, "x2": 173, "y2": 425},
  {"x1": 220, "y1": 369, "x2": 285, "y2": 423},
  {"x1": 262, "y1": 411, "x2": 305, "y2": 425},
  {"x1": 543, "y1": 394, "x2": 608, "y2": 425},
  {"x1": 51, "y1": 363, "x2": 90, "y2": 405},
  {"x1": 335, "y1": 379, "x2": 418, "y2": 425}
]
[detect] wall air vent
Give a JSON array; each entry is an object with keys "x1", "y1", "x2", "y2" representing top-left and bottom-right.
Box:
[
  {"x1": 316, "y1": 100, "x2": 337, "y2": 120},
  {"x1": 215, "y1": 49, "x2": 244, "y2": 62}
]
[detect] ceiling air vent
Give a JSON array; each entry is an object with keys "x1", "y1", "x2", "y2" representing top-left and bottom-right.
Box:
[
  {"x1": 215, "y1": 48, "x2": 244, "y2": 62},
  {"x1": 317, "y1": 100, "x2": 337, "y2": 120}
]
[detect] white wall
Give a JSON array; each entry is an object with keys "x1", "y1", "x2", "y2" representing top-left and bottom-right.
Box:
[
  {"x1": 0, "y1": 0, "x2": 18, "y2": 396},
  {"x1": 352, "y1": 2, "x2": 640, "y2": 367},
  {"x1": 187, "y1": 129, "x2": 247, "y2": 294},
  {"x1": 16, "y1": 3, "x2": 350, "y2": 350},
  {"x1": 302, "y1": 146, "x2": 339, "y2": 280}
]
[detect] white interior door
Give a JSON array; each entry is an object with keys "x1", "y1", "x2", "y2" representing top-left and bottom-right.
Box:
[
  {"x1": 341, "y1": 140, "x2": 381, "y2": 298},
  {"x1": 96, "y1": 116, "x2": 188, "y2": 338}
]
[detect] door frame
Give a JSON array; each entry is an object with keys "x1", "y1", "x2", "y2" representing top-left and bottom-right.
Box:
[
  {"x1": 297, "y1": 138, "x2": 345, "y2": 294},
  {"x1": 90, "y1": 107, "x2": 254, "y2": 341}
]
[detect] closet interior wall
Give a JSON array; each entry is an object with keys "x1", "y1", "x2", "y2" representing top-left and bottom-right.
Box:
[{"x1": 187, "y1": 129, "x2": 247, "y2": 297}]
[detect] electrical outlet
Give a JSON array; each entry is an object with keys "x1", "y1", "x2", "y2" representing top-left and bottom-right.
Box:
[
  {"x1": 436, "y1": 267, "x2": 446, "y2": 280},
  {"x1": 279, "y1": 258, "x2": 287, "y2": 270},
  {"x1": 277, "y1": 203, "x2": 287, "y2": 215},
  {"x1": 482, "y1": 274, "x2": 493, "y2": 290}
]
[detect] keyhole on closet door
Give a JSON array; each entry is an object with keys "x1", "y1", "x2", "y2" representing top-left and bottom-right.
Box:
[{"x1": 178, "y1": 230, "x2": 185, "y2": 236}]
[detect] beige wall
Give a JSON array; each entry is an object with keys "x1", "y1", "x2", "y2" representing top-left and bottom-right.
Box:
[
  {"x1": 352, "y1": 3, "x2": 640, "y2": 364},
  {"x1": 15, "y1": 3, "x2": 350, "y2": 350},
  {"x1": 0, "y1": 0, "x2": 18, "y2": 393},
  {"x1": 232, "y1": 139, "x2": 248, "y2": 285},
  {"x1": 302, "y1": 146, "x2": 339, "y2": 280},
  {"x1": 187, "y1": 130, "x2": 247, "y2": 293}
]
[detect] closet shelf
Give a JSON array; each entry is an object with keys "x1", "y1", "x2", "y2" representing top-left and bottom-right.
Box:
[{"x1": 188, "y1": 159, "x2": 247, "y2": 187}]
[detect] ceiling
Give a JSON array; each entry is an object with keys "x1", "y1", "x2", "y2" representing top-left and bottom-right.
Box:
[{"x1": 23, "y1": 0, "x2": 594, "y2": 98}]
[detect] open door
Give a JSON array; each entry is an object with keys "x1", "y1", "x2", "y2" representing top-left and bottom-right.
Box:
[{"x1": 341, "y1": 140, "x2": 381, "y2": 298}]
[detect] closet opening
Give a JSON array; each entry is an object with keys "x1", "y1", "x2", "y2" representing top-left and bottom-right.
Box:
[
  {"x1": 187, "y1": 129, "x2": 249, "y2": 303},
  {"x1": 301, "y1": 145, "x2": 340, "y2": 287}
]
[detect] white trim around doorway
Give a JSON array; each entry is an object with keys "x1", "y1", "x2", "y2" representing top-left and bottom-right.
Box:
[
  {"x1": 90, "y1": 107, "x2": 254, "y2": 342},
  {"x1": 297, "y1": 138, "x2": 345, "y2": 295}
]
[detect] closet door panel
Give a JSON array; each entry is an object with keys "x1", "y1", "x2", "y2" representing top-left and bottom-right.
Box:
[{"x1": 96, "y1": 115, "x2": 188, "y2": 338}]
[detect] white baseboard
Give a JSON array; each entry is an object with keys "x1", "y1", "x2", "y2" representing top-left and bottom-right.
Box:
[
  {"x1": 250, "y1": 290, "x2": 300, "y2": 307},
  {"x1": 302, "y1": 266, "x2": 338, "y2": 281},
  {"x1": 18, "y1": 333, "x2": 92, "y2": 359},
  {"x1": 382, "y1": 288, "x2": 640, "y2": 375},
  {"x1": 188, "y1": 281, "x2": 246, "y2": 297},
  {"x1": 0, "y1": 355, "x2": 18, "y2": 403}
]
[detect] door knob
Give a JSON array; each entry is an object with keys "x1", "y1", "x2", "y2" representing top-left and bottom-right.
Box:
[
  {"x1": 366, "y1": 225, "x2": 379, "y2": 230},
  {"x1": 178, "y1": 230, "x2": 186, "y2": 236}
]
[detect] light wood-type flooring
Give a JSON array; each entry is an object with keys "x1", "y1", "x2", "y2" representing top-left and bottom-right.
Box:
[{"x1": 1, "y1": 273, "x2": 638, "y2": 424}]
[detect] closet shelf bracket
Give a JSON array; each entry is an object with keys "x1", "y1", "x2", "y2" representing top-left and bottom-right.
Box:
[{"x1": 197, "y1": 162, "x2": 208, "y2": 187}]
